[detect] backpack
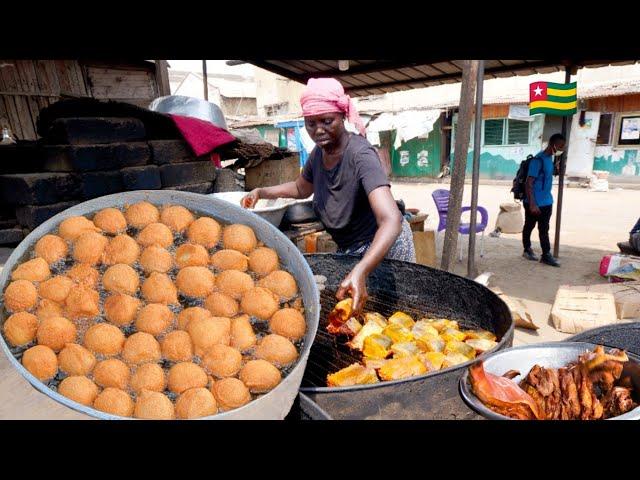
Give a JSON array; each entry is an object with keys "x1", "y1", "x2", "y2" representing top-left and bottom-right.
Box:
[{"x1": 511, "y1": 155, "x2": 534, "y2": 201}]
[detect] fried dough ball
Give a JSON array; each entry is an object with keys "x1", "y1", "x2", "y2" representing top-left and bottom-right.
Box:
[
  {"x1": 134, "y1": 390, "x2": 175, "y2": 420},
  {"x1": 222, "y1": 224, "x2": 257, "y2": 253},
  {"x1": 136, "y1": 303, "x2": 174, "y2": 336},
  {"x1": 204, "y1": 292, "x2": 239, "y2": 318},
  {"x1": 255, "y1": 334, "x2": 298, "y2": 367},
  {"x1": 175, "y1": 387, "x2": 218, "y2": 419},
  {"x1": 137, "y1": 222, "x2": 174, "y2": 248},
  {"x1": 93, "y1": 388, "x2": 134, "y2": 417},
  {"x1": 37, "y1": 299, "x2": 64, "y2": 321},
  {"x1": 257, "y1": 270, "x2": 298, "y2": 300},
  {"x1": 211, "y1": 378, "x2": 251, "y2": 411},
  {"x1": 139, "y1": 245, "x2": 173, "y2": 274},
  {"x1": 4, "y1": 280, "x2": 37, "y2": 312},
  {"x1": 3, "y1": 312, "x2": 38, "y2": 346},
  {"x1": 122, "y1": 332, "x2": 161, "y2": 365},
  {"x1": 103, "y1": 234, "x2": 140, "y2": 265},
  {"x1": 210, "y1": 249, "x2": 248, "y2": 272},
  {"x1": 58, "y1": 216, "x2": 99, "y2": 241},
  {"x1": 240, "y1": 287, "x2": 279, "y2": 320},
  {"x1": 72, "y1": 231, "x2": 108, "y2": 265},
  {"x1": 167, "y1": 362, "x2": 208, "y2": 394},
  {"x1": 175, "y1": 244, "x2": 209, "y2": 269},
  {"x1": 93, "y1": 208, "x2": 127, "y2": 234},
  {"x1": 58, "y1": 376, "x2": 99, "y2": 406},
  {"x1": 83, "y1": 323, "x2": 125, "y2": 357},
  {"x1": 215, "y1": 270, "x2": 254, "y2": 299},
  {"x1": 124, "y1": 201, "x2": 160, "y2": 229},
  {"x1": 202, "y1": 344, "x2": 243, "y2": 378},
  {"x1": 187, "y1": 217, "x2": 221, "y2": 248},
  {"x1": 161, "y1": 330, "x2": 193, "y2": 362},
  {"x1": 230, "y1": 315, "x2": 257, "y2": 352},
  {"x1": 130, "y1": 363, "x2": 166, "y2": 393},
  {"x1": 58, "y1": 343, "x2": 96, "y2": 376},
  {"x1": 176, "y1": 266, "x2": 215, "y2": 298},
  {"x1": 36, "y1": 316, "x2": 76, "y2": 352},
  {"x1": 66, "y1": 264, "x2": 100, "y2": 289},
  {"x1": 65, "y1": 286, "x2": 100, "y2": 319},
  {"x1": 239, "y1": 360, "x2": 281, "y2": 393},
  {"x1": 248, "y1": 247, "x2": 279, "y2": 276},
  {"x1": 102, "y1": 264, "x2": 139, "y2": 295},
  {"x1": 34, "y1": 234, "x2": 68, "y2": 265},
  {"x1": 104, "y1": 294, "x2": 141, "y2": 327},
  {"x1": 38, "y1": 275, "x2": 74, "y2": 304},
  {"x1": 22, "y1": 345, "x2": 57, "y2": 381},
  {"x1": 270, "y1": 308, "x2": 306, "y2": 341},
  {"x1": 177, "y1": 307, "x2": 211, "y2": 331},
  {"x1": 160, "y1": 205, "x2": 195, "y2": 233},
  {"x1": 142, "y1": 272, "x2": 178, "y2": 305},
  {"x1": 11, "y1": 257, "x2": 50, "y2": 282},
  {"x1": 187, "y1": 316, "x2": 231, "y2": 355},
  {"x1": 93, "y1": 358, "x2": 130, "y2": 389}
]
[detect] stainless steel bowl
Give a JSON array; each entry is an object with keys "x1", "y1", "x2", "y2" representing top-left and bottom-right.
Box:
[
  {"x1": 284, "y1": 199, "x2": 316, "y2": 224},
  {"x1": 148, "y1": 95, "x2": 228, "y2": 130}
]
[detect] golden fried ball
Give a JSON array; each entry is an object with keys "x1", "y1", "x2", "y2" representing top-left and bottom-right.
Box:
[
  {"x1": 215, "y1": 270, "x2": 254, "y2": 300},
  {"x1": 124, "y1": 201, "x2": 160, "y2": 229},
  {"x1": 222, "y1": 224, "x2": 257, "y2": 253},
  {"x1": 240, "y1": 287, "x2": 279, "y2": 320},
  {"x1": 65, "y1": 286, "x2": 100, "y2": 320},
  {"x1": 93, "y1": 358, "x2": 130, "y2": 389},
  {"x1": 93, "y1": 208, "x2": 127, "y2": 235},
  {"x1": 4, "y1": 280, "x2": 38, "y2": 312},
  {"x1": 175, "y1": 387, "x2": 217, "y2": 419},
  {"x1": 130, "y1": 363, "x2": 166, "y2": 393},
  {"x1": 210, "y1": 249, "x2": 248, "y2": 272},
  {"x1": 176, "y1": 266, "x2": 215, "y2": 298},
  {"x1": 211, "y1": 378, "x2": 251, "y2": 411},
  {"x1": 202, "y1": 344, "x2": 243, "y2": 378},
  {"x1": 230, "y1": 315, "x2": 257, "y2": 352},
  {"x1": 3, "y1": 312, "x2": 38, "y2": 346},
  {"x1": 255, "y1": 334, "x2": 298, "y2": 367},
  {"x1": 104, "y1": 294, "x2": 141, "y2": 327},
  {"x1": 239, "y1": 360, "x2": 281, "y2": 393},
  {"x1": 136, "y1": 303, "x2": 174, "y2": 337},
  {"x1": 177, "y1": 307, "x2": 211, "y2": 331},
  {"x1": 58, "y1": 376, "x2": 99, "y2": 406},
  {"x1": 187, "y1": 316, "x2": 231, "y2": 355},
  {"x1": 167, "y1": 362, "x2": 208, "y2": 394},
  {"x1": 66, "y1": 264, "x2": 100, "y2": 289},
  {"x1": 175, "y1": 244, "x2": 209, "y2": 269},
  {"x1": 58, "y1": 343, "x2": 96, "y2": 376},
  {"x1": 22, "y1": 345, "x2": 58, "y2": 381},
  {"x1": 134, "y1": 390, "x2": 175, "y2": 420},
  {"x1": 93, "y1": 388, "x2": 134, "y2": 417},
  {"x1": 160, "y1": 205, "x2": 195, "y2": 233},
  {"x1": 257, "y1": 270, "x2": 298, "y2": 300},
  {"x1": 36, "y1": 316, "x2": 77, "y2": 352},
  {"x1": 34, "y1": 234, "x2": 68, "y2": 265},
  {"x1": 270, "y1": 308, "x2": 306, "y2": 342},
  {"x1": 139, "y1": 245, "x2": 173, "y2": 274},
  {"x1": 137, "y1": 222, "x2": 174, "y2": 248},
  {"x1": 161, "y1": 330, "x2": 194, "y2": 362},
  {"x1": 187, "y1": 217, "x2": 221, "y2": 248},
  {"x1": 11, "y1": 257, "x2": 51, "y2": 282},
  {"x1": 248, "y1": 247, "x2": 279, "y2": 276},
  {"x1": 72, "y1": 231, "x2": 108, "y2": 265},
  {"x1": 38, "y1": 275, "x2": 74, "y2": 304},
  {"x1": 102, "y1": 264, "x2": 139, "y2": 295},
  {"x1": 204, "y1": 292, "x2": 239, "y2": 318},
  {"x1": 122, "y1": 332, "x2": 161, "y2": 365},
  {"x1": 37, "y1": 299, "x2": 64, "y2": 321},
  {"x1": 83, "y1": 323, "x2": 125, "y2": 357},
  {"x1": 58, "y1": 216, "x2": 99, "y2": 241},
  {"x1": 103, "y1": 235, "x2": 140, "y2": 265},
  {"x1": 141, "y1": 272, "x2": 178, "y2": 305}
]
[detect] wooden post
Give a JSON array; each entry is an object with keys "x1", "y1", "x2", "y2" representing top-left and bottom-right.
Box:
[
  {"x1": 441, "y1": 60, "x2": 478, "y2": 272},
  {"x1": 154, "y1": 60, "x2": 171, "y2": 97},
  {"x1": 202, "y1": 60, "x2": 208, "y2": 101}
]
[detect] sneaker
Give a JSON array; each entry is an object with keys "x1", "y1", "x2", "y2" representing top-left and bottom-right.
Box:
[
  {"x1": 540, "y1": 253, "x2": 560, "y2": 267},
  {"x1": 523, "y1": 249, "x2": 539, "y2": 261}
]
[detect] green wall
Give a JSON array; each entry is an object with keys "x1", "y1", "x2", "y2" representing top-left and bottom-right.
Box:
[{"x1": 390, "y1": 119, "x2": 442, "y2": 177}]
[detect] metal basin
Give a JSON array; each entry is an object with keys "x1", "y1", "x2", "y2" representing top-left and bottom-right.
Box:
[
  {"x1": 284, "y1": 199, "x2": 316, "y2": 224},
  {"x1": 148, "y1": 95, "x2": 228, "y2": 130},
  {"x1": 208, "y1": 191, "x2": 295, "y2": 228},
  {"x1": 0, "y1": 190, "x2": 319, "y2": 420}
]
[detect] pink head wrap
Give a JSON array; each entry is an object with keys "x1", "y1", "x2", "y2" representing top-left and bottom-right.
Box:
[{"x1": 300, "y1": 78, "x2": 366, "y2": 136}]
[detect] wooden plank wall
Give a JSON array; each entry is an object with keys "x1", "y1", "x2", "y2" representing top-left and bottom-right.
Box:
[{"x1": 586, "y1": 94, "x2": 640, "y2": 113}]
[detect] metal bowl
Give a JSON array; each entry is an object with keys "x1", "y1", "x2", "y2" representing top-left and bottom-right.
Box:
[
  {"x1": 0, "y1": 190, "x2": 319, "y2": 420},
  {"x1": 459, "y1": 341, "x2": 640, "y2": 420},
  {"x1": 148, "y1": 95, "x2": 228, "y2": 130},
  {"x1": 284, "y1": 199, "x2": 316, "y2": 224},
  {"x1": 208, "y1": 191, "x2": 296, "y2": 227}
]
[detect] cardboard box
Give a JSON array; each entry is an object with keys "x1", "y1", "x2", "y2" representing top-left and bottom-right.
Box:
[
  {"x1": 412, "y1": 230, "x2": 436, "y2": 268},
  {"x1": 589, "y1": 282, "x2": 640, "y2": 320},
  {"x1": 551, "y1": 285, "x2": 617, "y2": 334}
]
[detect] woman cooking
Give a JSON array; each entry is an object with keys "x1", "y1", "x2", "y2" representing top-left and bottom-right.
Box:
[{"x1": 241, "y1": 78, "x2": 415, "y2": 315}]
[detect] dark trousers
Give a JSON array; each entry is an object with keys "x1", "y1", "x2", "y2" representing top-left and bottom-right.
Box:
[{"x1": 522, "y1": 203, "x2": 553, "y2": 255}]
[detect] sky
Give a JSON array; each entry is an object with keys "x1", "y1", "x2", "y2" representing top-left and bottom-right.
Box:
[{"x1": 167, "y1": 60, "x2": 255, "y2": 78}]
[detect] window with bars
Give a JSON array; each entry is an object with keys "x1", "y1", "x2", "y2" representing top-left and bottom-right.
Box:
[{"x1": 483, "y1": 118, "x2": 530, "y2": 146}]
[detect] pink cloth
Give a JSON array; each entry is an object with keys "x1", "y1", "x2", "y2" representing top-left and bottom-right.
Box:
[
  {"x1": 169, "y1": 114, "x2": 236, "y2": 168},
  {"x1": 300, "y1": 78, "x2": 366, "y2": 136}
]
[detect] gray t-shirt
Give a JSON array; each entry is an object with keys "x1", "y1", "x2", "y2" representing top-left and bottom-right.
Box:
[{"x1": 301, "y1": 134, "x2": 390, "y2": 250}]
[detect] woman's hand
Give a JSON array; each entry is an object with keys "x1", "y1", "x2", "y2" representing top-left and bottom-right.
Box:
[
  {"x1": 241, "y1": 189, "x2": 260, "y2": 209},
  {"x1": 336, "y1": 266, "x2": 368, "y2": 316}
]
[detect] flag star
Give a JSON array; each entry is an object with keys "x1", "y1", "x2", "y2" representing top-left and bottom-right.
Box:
[{"x1": 534, "y1": 85, "x2": 543, "y2": 96}]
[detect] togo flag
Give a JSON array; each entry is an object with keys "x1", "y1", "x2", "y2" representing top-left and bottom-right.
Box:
[{"x1": 529, "y1": 81, "x2": 577, "y2": 116}]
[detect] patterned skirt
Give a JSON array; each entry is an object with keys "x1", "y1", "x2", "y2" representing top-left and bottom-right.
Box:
[{"x1": 337, "y1": 219, "x2": 416, "y2": 263}]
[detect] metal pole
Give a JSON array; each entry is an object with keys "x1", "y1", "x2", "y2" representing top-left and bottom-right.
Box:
[
  {"x1": 202, "y1": 60, "x2": 209, "y2": 101},
  {"x1": 553, "y1": 65, "x2": 572, "y2": 258},
  {"x1": 467, "y1": 60, "x2": 484, "y2": 278}
]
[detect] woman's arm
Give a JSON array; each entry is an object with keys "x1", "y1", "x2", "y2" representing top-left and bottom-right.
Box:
[{"x1": 241, "y1": 175, "x2": 313, "y2": 207}]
